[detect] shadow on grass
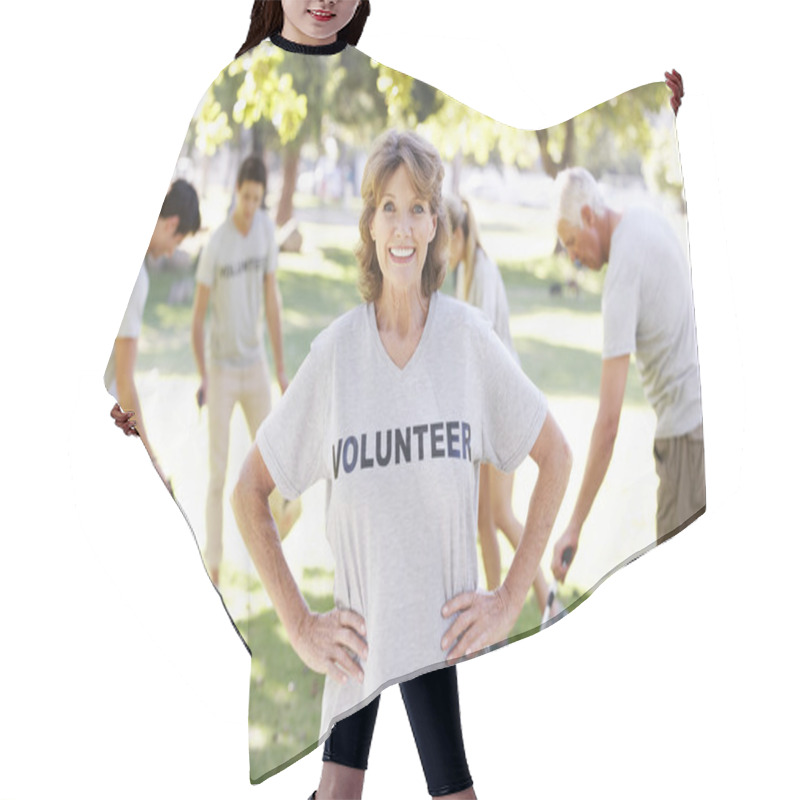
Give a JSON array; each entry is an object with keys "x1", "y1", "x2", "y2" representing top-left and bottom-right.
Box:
[
  {"x1": 281, "y1": 266, "x2": 362, "y2": 374},
  {"x1": 319, "y1": 246, "x2": 358, "y2": 271},
  {"x1": 244, "y1": 588, "x2": 334, "y2": 781},
  {"x1": 501, "y1": 258, "x2": 602, "y2": 312},
  {"x1": 501, "y1": 250, "x2": 609, "y2": 294},
  {"x1": 138, "y1": 269, "x2": 196, "y2": 374},
  {"x1": 514, "y1": 337, "x2": 646, "y2": 406},
  {"x1": 500, "y1": 259, "x2": 647, "y2": 406},
  {"x1": 516, "y1": 336, "x2": 601, "y2": 399},
  {"x1": 302, "y1": 565, "x2": 335, "y2": 580}
]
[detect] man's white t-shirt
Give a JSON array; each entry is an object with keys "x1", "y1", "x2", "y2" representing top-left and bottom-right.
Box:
[
  {"x1": 196, "y1": 209, "x2": 278, "y2": 367},
  {"x1": 602, "y1": 207, "x2": 702, "y2": 438},
  {"x1": 103, "y1": 262, "x2": 149, "y2": 399},
  {"x1": 256, "y1": 291, "x2": 548, "y2": 736}
]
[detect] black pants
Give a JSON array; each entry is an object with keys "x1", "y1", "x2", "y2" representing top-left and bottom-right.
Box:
[{"x1": 323, "y1": 666, "x2": 473, "y2": 797}]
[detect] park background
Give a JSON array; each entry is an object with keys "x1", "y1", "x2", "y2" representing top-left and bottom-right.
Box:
[
  {"x1": 1, "y1": 1, "x2": 797, "y2": 799},
  {"x1": 132, "y1": 48, "x2": 682, "y2": 773}
]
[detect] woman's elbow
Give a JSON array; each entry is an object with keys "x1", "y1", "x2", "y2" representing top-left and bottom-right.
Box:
[
  {"x1": 232, "y1": 448, "x2": 274, "y2": 521},
  {"x1": 230, "y1": 478, "x2": 250, "y2": 533},
  {"x1": 231, "y1": 464, "x2": 259, "y2": 525},
  {"x1": 532, "y1": 415, "x2": 573, "y2": 480},
  {"x1": 554, "y1": 430, "x2": 573, "y2": 482}
]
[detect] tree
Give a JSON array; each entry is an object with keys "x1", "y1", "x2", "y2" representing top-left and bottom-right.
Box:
[
  {"x1": 375, "y1": 67, "x2": 539, "y2": 194},
  {"x1": 186, "y1": 45, "x2": 308, "y2": 225},
  {"x1": 538, "y1": 82, "x2": 668, "y2": 178}
]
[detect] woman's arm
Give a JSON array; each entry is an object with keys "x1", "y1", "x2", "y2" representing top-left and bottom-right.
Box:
[
  {"x1": 441, "y1": 411, "x2": 572, "y2": 660},
  {"x1": 232, "y1": 443, "x2": 368, "y2": 685}
]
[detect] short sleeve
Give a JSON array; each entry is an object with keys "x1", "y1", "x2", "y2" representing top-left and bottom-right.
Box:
[
  {"x1": 602, "y1": 251, "x2": 639, "y2": 360},
  {"x1": 479, "y1": 322, "x2": 548, "y2": 472},
  {"x1": 116, "y1": 265, "x2": 149, "y2": 339},
  {"x1": 195, "y1": 234, "x2": 216, "y2": 287},
  {"x1": 256, "y1": 336, "x2": 331, "y2": 500}
]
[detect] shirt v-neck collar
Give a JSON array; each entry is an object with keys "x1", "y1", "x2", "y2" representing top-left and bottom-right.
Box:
[{"x1": 368, "y1": 292, "x2": 438, "y2": 377}]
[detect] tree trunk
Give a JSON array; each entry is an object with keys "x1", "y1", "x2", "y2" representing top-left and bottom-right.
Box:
[
  {"x1": 536, "y1": 118, "x2": 576, "y2": 179},
  {"x1": 536, "y1": 129, "x2": 558, "y2": 178},
  {"x1": 563, "y1": 118, "x2": 576, "y2": 169},
  {"x1": 276, "y1": 145, "x2": 301, "y2": 227}
]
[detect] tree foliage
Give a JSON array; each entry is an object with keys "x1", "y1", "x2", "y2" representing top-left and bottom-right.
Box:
[
  {"x1": 193, "y1": 46, "x2": 308, "y2": 156},
  {"x1": 186, "y1": 45, "x2": 675, "y2": 217}
]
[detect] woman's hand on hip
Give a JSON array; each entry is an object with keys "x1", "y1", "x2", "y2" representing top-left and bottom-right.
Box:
[
  {"x1": 441, "y1": 585, "x2": 520, "y2": 663},
  {"x1": 293, "y1": 608, "x2": 368, "y2": 685}
]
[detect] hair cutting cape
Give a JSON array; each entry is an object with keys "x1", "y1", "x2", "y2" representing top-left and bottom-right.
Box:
[{"x1": 105, "y1": 39, "x2": 703, "y2": 783}]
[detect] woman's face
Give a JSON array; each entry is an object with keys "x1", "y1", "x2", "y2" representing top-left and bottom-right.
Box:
[
  {"x1": 369, "y1": 165, "x2": 437, "y2": 297},
  {"x1": 448, "y1": 223, "x2": 465, "y2": 271},
  {"x1": 281, "y1": 0, "x2": 361, "y2": 46}
]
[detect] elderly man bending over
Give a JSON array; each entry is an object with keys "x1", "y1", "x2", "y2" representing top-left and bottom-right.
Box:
[{"x1": 551, "y1": 167, "x2": 704, "y2": 582}]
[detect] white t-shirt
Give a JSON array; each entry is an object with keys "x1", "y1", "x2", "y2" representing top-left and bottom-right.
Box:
[
  {"x1": 103, "y1": 262, "x2": 149, "y2": 398},
  {"x1": 196, "y1": 210, "x2": 278, "y2": 367},
  {"x1": 256, "y1": 291, "x2": 548, "y2": 736},
  {"x1": 602, "y1": 207, "x2": 702, "y2": 438},
  {"x1": 456, "y1": 247, "x2": 519, "y2": 361}
]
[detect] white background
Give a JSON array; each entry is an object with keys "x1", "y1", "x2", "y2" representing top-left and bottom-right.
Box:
[{"x1": 1, "y1": 1, "x2": 797, "y2": 798}]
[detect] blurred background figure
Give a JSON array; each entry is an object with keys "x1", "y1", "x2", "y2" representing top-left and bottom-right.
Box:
[
  {"x1": 551, "y1": 166, "x2": 704, "y2": 584},
  {"x1": 446, "y1": 194, "x2": 552, "y2": 617},
  {"x1": 107, "y1": 180, "x2": 201, "y2": 492},
  {"x1": 191, "y1": 156, "x2": 288, "y2": 587}
]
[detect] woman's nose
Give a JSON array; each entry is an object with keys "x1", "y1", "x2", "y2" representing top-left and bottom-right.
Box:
[{"x1": 395, "y1": 213, "x2": 412, "y2": 235}]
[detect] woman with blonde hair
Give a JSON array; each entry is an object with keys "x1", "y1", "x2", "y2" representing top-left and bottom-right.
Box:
[
  {"x1": 445, "y1": 195, "x2": 551, "y2": 615},
  {"x1": 233, "y1": 130, "x2": 571, "y2": 799}
]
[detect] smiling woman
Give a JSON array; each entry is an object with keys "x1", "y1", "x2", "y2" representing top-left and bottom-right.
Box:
[
  {"x1": 369, "y1": 166, "x2": 437, "y2": 306},
  {"x1": 358, "y1": 131, "x2": 449, "y2": 308},
  {"x1": 104, "y1": 0, "x2": 698, "y2": 791},
  {"x1": 232, "y1": 129, "x2": 572, "y2": 800},
  {"x1": 237, "y1": 0, "x2": 370, "y2": 57},
  {"x1": 282, "y1": 0, "x2": 361, "y2": 45}
]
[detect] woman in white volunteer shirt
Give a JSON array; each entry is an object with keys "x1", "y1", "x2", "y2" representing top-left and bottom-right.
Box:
[
  {"x1": 233, "y1": 129, "x2": 572, "y2": 800},
  {"x1": 445, "y1": 195, "x2": 552, "y2": 616}
]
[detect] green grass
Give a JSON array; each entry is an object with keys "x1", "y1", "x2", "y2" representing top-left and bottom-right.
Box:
[
  {"x1": 500, "y1": 257, "x2": 646, "y2": 405},
  {"x1": 243, "y1": 585, "x2": 333, "y2": 778}
]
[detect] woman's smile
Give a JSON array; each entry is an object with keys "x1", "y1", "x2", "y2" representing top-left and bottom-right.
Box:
[
  {"x1": 308, "y1": 8, "x2": 335, "y2": 22},
  {"x1": 281, "y1": 0, "x2": 361, "y2": 45},
  {"x1": 370, "y1": 165, "x2": 437, "y2": 293},
  {"x1": 389, "y1": 246, "x2": 416, "y2": 263}
]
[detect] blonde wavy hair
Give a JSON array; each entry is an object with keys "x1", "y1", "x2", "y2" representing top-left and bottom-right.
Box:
[
  {"x1": 444, "y1": 194, "x2": 482, "y2": 300},
  {"x1": 356, "y1": 130, "x2": 449, "y2": 303}
]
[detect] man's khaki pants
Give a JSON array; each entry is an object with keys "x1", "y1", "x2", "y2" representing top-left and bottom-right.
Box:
[
  {"x1": 654, "y1": 422, "x2": 706, "y2": 543},
  {"x1": 205, "y1": 357, "x2": 271, "y2": 572}
]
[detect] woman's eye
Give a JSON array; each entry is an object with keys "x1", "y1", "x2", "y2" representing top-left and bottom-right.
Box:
[
  {"x1": 382, "y1": 201, "x2": 395, "y2": 212},
  {"x1": 413, "y1": 204, "x2": 425, "y2": 214}
]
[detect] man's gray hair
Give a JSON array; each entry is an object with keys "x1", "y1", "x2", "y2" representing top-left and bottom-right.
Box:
[{"x1": 555, "y1": 167, "x2": 606, "y2": 228}]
